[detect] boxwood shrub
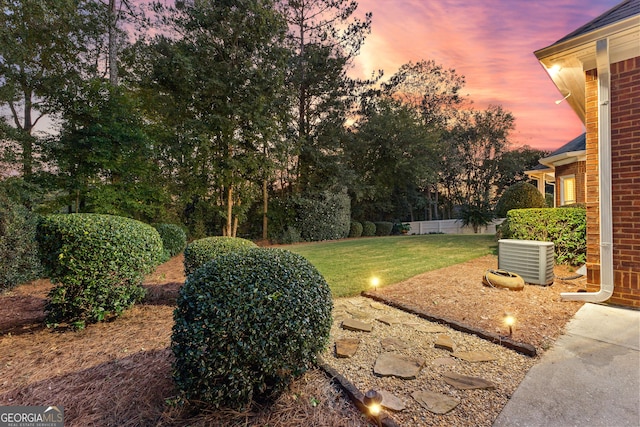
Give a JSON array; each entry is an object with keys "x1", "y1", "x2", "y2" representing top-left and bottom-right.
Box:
[
  {"x1": 374, "y1": 221, "x2": 393, "y2": 236},
  {"x1": 172, "y1": 248, "x2": 333, "y2": 408},
  {"x1": 154, "y1": 223, "x2": 187, "y2": 259},
  {"x1": 362, "y1": 221, "x2": 376, "y2": 237},
  {"x1": 495, "y1": 182, "x2": 546, "y2": 218},
  {"x1": 37, "y1": 214, "x2": 164, "y2": 327},
  {"x1": 500, "y1": 207, "x2": 586, "y2": 265},
  {"x1": 349, "y1": 220, "x2": 363, "y2": 238},
  {"x1": 183, "y1": 236, "x2": 257, "y2": 277},
  {"x1": 0, "y1": 192, "x2": 42, "y2": 291},
  {"x1": 298, "y1": 191, "x2": 351, "y2": 242}
]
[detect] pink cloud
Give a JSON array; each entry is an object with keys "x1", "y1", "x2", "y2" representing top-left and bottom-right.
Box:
[{"x1": 351, "y1": 0, "x2": 620, "y2": 151}]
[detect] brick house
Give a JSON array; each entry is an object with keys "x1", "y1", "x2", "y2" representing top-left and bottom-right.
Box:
[
  {"x1": 526, "y1": 133, "x2": 587, "y2": 206},
  {"x1": 534, "y1": 0, "x2": 639, "y2": 307}
]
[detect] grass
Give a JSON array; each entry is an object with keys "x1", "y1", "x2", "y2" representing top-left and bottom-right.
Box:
[{"x1": 283, "y1": 234, "x2": 497, "y2": 297}]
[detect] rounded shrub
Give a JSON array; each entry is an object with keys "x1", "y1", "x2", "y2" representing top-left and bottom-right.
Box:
[
  {"x1": 349, "y1": 220, "x2": 363, "y2": 238},
  {"x1": 37, "y1": 214, "x2": 164, "y2": 327},
  {"x1": 374, "y1": 221, "x2": 393, "y2": 236},
  {"x1": 172, "y1": 248, "x2": 333, "y2": 408},
  {"x1": 183, "y1": 236, "x2": 257, "y2": 277},
  {"x1": 362, "y1": 221, "x2": 376, "y2": 237},
  {"x1": 495, "y1": 182, "x2": 546, "y2": 218},
  {"x1": 154, "y1": 223, "x2": 187, "y2": 259}
]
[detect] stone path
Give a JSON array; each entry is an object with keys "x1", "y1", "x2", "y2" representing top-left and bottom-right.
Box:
[{"x1": 322, "y1": 296, "x2": 537, "y2": 426}]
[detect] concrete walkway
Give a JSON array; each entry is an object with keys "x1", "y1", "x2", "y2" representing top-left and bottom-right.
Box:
[{"x1": 494, "y1": 303, "x2": 640, "y2": 427}]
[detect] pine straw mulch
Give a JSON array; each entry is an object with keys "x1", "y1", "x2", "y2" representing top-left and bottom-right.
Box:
[{"x1": 0, "y1": 254, "x2": 586, "y2": 426}]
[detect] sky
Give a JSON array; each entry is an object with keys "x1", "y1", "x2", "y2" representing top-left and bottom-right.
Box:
[{"x1": 348, "y1": 0, "x2": 622, "y2": 151}]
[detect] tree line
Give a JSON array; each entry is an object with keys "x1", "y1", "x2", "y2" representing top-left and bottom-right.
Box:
[{"x1": 0, "y1": 0, "x2": 547, "y2": 240}]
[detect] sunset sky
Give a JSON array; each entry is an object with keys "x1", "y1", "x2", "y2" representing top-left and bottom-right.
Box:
[{"x1": 348, "y1": 0, "x2": 622, "y2": 151}]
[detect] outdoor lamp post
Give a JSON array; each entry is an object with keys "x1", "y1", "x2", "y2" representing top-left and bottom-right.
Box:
[{"x1": 363, "y1": 389, "x2": 383, "y2": 427}]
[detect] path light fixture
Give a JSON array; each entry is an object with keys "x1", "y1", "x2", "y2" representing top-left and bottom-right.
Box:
[
  {"x1": 370, "y1": 276, "x2": 380, "y2": 292},
  {"x1": 504, "y1": 314, "x2": 516, "y2": 337},
  {"x1": 363, "y1": 389, "x2": 383, "y2": 427}
]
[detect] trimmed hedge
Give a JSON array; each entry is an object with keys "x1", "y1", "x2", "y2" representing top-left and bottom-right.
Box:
[
  {"x1": 374, "y1": 221, "x2": 393, "y2": 236},
  {"x1": 0, "y1": 193, "x2": 42, "y2": 291},
  {"x1": 154, "y1": 223, "x2": 187, "y2": 259},
  {"x1": 37, "y1": 214, "x2": 164, "y2": 327},
  {"x1": 495, "y1": 182, "x2": 546, "y2": 218},
  {"x1": 349, "y1": 220, "x2": 363, "y2": 238},
  {"x1": 172, "y1": 248, "x2": 333, "y2": 408},
  {"x1": 298, "y1": 192, "x2": 351, "y2": 242},
  {"x1": 183, "y1": 236, "x2": 257, "y2": 277},
  {"x1": 362, "y1": 221, "x2": 376, "y2": 237},
  {"x1": 500, "y1": 208, "x2": 586, "y2": 265}
]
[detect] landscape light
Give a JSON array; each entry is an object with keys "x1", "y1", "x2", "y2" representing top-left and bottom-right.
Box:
[
  {"x1": 370, "y1": 276, "x2": 380, "y2": 291},
  {"x1": 363, "y1": 389, "x2": 383, "y2": 427},
  {"x1": 504, "y1": 314, "x2": 516, "y2": 337}
]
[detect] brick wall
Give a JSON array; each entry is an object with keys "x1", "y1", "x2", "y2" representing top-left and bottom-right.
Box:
[
  {"x1": 585, "y1": 58, "x2": 640, "y2": 308},
  {"x1": 554, "y1": 161, "x2": 586, "y2": 206}
]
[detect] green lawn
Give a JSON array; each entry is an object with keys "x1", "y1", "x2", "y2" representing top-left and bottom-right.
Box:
[{"x1": 283, "y1": 234, "x2": 497, "y2": 297}]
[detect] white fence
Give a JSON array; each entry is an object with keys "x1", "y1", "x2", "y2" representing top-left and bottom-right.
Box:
[{"x1": 407, "y1": 218, "x2": 505, "y2": 235}]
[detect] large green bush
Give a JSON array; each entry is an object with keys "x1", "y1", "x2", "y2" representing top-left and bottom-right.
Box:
[
  {"x1": 495, "y1": 182, "x2": 546, "y2": 218},
  {"x1": 183, "y1": 236, "x2": 257, "y2": 276},
  {"x1": 37, "y1": 214, "x2": 164, "y2": 327},
  {"x1": 172, "y1": 248, "x2": 333, "y2": 408},
  {"x1": 374, "y1": 221, "x2": 393, "y2": 236},
  {"x1": 500, "y1": 208, "x2": 586, "y2": 265},
  {"x1": 362, "y1": 221, "x2": 376, "y2": 236},
  {"x1": 0, "y1": 192, "x2": 42, "y2": 291},
  {"x1": 349, "y1": 220, "x2": 363, "y2": 238},
  {"x1": 298, "y1": 192, "x2": 351, "y2": 242},
  {"x1": 154, "y1": 223, "x2": 187, "y2": 259}
]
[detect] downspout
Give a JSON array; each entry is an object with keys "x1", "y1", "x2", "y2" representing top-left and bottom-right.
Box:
[{"x1": 562, "y1": 38, "x2": 614, "y2": 302}]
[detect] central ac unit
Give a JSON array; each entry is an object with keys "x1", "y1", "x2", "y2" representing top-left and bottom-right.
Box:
[{"x1": 498, "y1": 239, "x2": 555, "y2": 285}]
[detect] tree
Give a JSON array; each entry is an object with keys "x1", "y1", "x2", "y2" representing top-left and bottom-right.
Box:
[
  {"x1": 131, "y1": 0, "x2": 290, "y2": 236},
  {"x1": 0, "y1": 0, "x2": 106, "y2": 176},
  {"x1": 382, "y1": 60, "x2": 467, "y2": 129},
  {"x1": 48, "y1": 79, "x2": 166, "y2": 222},
  {"x1": 441, "y1": 105, "x2": 515, "y2": 216},
  {"x1": 494, "y1": 146, "x2": 549, "y2": 197},
  {"x1": 277, "y1": 0, "x2": 372, "y2": 193},
  {"x1": 347, "y1": 98, "x2": 438, "y2": 221}
]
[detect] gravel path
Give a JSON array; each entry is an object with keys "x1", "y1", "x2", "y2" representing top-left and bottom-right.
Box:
[{"x1": 322, "y1": 296, "x2": 538, "y2": 427}]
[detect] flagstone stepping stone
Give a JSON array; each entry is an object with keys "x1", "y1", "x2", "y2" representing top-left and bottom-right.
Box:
[
  {"x1": 432, "y1": 357, "x2": 457, "y2": 367},
  {"x1": 379, "y1": 389, "x2": 406, "y2": 412},
  {"x1": 452, "y1": 350, "x2": 497, "y2": 362},
  {"x1": 381, "y1": 337, "x2": 409, "y2": 351},
  {"x1": 335, "y1": 338, "x2": 360, "y2": 358},
  {"x1": 373, "y1": 352, "x2": 424, "y2": 379},
  {"x1": 442, "y1": 372, "x2": 496, "y2": 390},
  {"x1": 370, "y1": 301, "x2": 386, "y2": 310},
  {"x1": 413, "y1": 324, "x2": 448, "y2": 333},
  {"x1": 434, "y1": 334, "x2": 456, "y2": 352},
  {"x1": 376, "y1": 316, "x2": 400, "y2": 326},
  {"x1": 341, "y1": 318, "x2": 373, "y2": 332},
  {"x1": 411, "y1": 390, "x2": 460, "y2": 414},
  {"x1": 349, "y1": 299, "x2": 364, "y2": 306}
]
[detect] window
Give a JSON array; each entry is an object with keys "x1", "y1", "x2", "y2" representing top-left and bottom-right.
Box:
[{"x1": 560, "y1": 175, "x2": 576, "y2": 205}]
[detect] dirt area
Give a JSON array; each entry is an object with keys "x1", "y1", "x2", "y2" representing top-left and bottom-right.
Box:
[
  {"x1": 377, "y1": 255, "x2": 586, "y2": 353},
  {"x1": 0, "y1": 254, "x2": 586, "y2": 426}
]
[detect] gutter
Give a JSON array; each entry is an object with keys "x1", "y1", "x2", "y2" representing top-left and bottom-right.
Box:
[{"x1": 562, "y1": 38, "x2": 614, "y2": 303}]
